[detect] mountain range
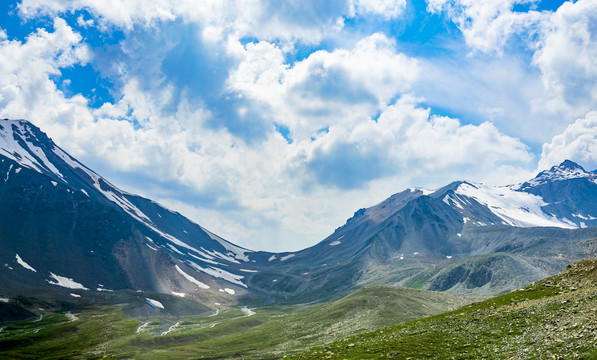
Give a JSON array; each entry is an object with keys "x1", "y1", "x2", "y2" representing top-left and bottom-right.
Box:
[{"x1": 1, "y1": 118, "x2": 596, "y2": 307}]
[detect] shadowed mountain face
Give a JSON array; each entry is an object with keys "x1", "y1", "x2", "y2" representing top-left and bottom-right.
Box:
[
  {"x1": 1, "y1": 118, "x2": 597, "y2": 307},
  {"x1": 243, "y1": 155, "x2": 597, "y2": 301},
  {"x1": 0, "y1": 119, "x2": 264, "y2": 307}
]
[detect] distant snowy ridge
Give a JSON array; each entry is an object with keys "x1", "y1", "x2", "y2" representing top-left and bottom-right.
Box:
[
  {"x1": 452, "y1": 182, "x2": 576, "y2": 229},
  {"x1": 519, "y1": 160, "x2": 597, "y2": 189}
]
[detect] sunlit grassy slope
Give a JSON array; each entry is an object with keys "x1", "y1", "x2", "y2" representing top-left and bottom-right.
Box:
[
  {"x1": 0, "y1": 286, "x2": 478, "y2": 359},
  {"x1": 287, "y1": 258, "x2": 597, "y2": 360}
]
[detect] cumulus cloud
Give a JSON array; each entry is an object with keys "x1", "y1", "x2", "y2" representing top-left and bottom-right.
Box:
[
  {"x1": 0, "y1": 1, "x2": 567, "y2": 252},
  {"x1": 539, "y1": 112, "x2": 597, "y2": 172},
  {"x1": 353, "y1": 0, "x2": 407, "y2": 19},
  {"x1": 18, "y1": 0, "x2": 353, "y2": 43},
  {"x1": 532, "y1": 0, "x2": 597, "y2": 111},
  {"x1": 426, "y1": 0, "x2": 543, "y2": 54},
  {"x1": 426, "y1": 0, "x2": 597, "y2": 134},
  {"x1": 230, "y1": 33, "x2": 419, "y2": 139},
  {"x1": 0, "y1": 17, "x2": 91, "y2": 133},
  {"x1": 300, "y1": 96, "x2": 533, "y2": 189}
]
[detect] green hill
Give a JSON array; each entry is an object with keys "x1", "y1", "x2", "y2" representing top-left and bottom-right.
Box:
[
  {"x1": 0, "y1": 285, "x2": 478, "y2": 359},
  {"x1": 287, "y1": 258, "x2": 597, "y2": 359}
]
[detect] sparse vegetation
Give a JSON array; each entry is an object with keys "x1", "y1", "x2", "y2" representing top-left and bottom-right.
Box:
[
  {"x1": 287, "y1": 259, "x2": 597, "y2": 359},
  {"x1": 1, "y1": 260, "x2": 596, "y2": 359},
  {"x1": 0, "y1": 286, "x2": 476, "y2": 359}
]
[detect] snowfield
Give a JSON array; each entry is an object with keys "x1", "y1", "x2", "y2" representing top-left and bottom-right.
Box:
[
  {"x1": 15, "y1": 254, "x2": 37, "y2": 272},
  {"x1": 47, "y1": 272, "x2": 88, "y2": 290},
  {"x1": 454, "y1": 182, "x2": 577, "y2": 229},
  {"x1": 145, "y1": 298, "x2": 164, "y2": 309},
  {"x1": 175, "y1": 265, "x2": 210, "y2": 289}
]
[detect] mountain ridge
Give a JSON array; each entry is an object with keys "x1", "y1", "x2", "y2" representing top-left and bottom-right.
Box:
[{"x1": 1, "y1": 118, "x2": 597, "y2": 307}]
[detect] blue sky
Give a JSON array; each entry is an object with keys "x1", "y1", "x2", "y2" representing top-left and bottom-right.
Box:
[{"x1": 1, "y1": 0, "x2": 597, "y2": 251}]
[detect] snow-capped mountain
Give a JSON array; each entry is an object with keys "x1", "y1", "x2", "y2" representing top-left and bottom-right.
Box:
[
  {"x1": 519, "y1": 160, "x2": 597, "y2": 189},
  {"x1": 244, "y1": 160, "x2": 597, "y2": 301},
  {"x1": 438, "y1": 160, "x2": 597, "y2": 230},
  {"x1": 0, "y1": 119, "x2": 263, "y2": 306},
  {"x1": 1, "y1": 118, "x2": 596, "y2": 305}
]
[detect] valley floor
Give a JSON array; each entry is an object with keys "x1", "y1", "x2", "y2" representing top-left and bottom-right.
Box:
[
  {"x1": 288, "y1": 259, "x2": 597, "y2": 359},
  {"x1": 1, "y1": 259, "x2": 595, "y2": 359},
  {"x1": 0, "y1": 286, "x2": 477, "y2": 359}
]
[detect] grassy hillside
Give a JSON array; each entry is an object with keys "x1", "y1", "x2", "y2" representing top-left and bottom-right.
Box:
[
  {"x1": 287, "y1": 258, "x2": 597, "y2": 359},
  {"x1": 0, "y1": 286, "x2": 478, "y2": 359}
]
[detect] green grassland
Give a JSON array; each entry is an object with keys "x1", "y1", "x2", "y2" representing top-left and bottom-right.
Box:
[
  {"x1": 0, "y1": 286, "x2": 478, "y2": 359},
  {"x1": 287, "y1": 259, "x2": 597, "y2": 359},
  {"x1": 2, "y1": 259, "x2": 594, "y2": 359}
]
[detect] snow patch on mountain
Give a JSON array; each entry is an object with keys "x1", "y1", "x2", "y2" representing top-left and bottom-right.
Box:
[
  {"x1": 219, "y1": 288, "x2": 235, "y2": 295},
  {"x1": 201, "y1": 227, "x2": 251, "y2": 262},
  {"x1": 4, "y1": 163, "x2": 12, "y2": 181},
  {"x1": 186, "y1": 261, "x2": 246, "y2": 288},
  {"x1": 47, "y1": 272, "x2": 88, "y2": 290},
  {"x1": 145, "y1": 298, "x2": 164, "y2": 309},
  {"x1": 280, "y1": 254, "x2": 295, "y2": 261},
  {"x1": 454, "y1": 183, "x2": 576, "y2": 229},
  {"x1": 241, "y1": 306, "x2": 255, "y2": 316},
  {"x1": 411, "y1": 187, "x2": 434, "y2": 196},
  {"x1": 175, "y1": 265, "x2": 210, "y2": 289},
  {"x1": 146, "y1": 243, "x2": 158, "y2": 251},
  {"x1": 572, "y1": 213, "x2": 597, "y2": 220},
  {"x1": 188, "y1": 252, "x2": 222, "y2": 266},
  {"x1": 15, "y1": 254, "x2": 36, "y2": 272},
  {"x1": 0, "y1": 120, "x2": 64, "y2": 180},
  {"x1": 167, "y1": 244, "x2": 185, "y2": 256}
]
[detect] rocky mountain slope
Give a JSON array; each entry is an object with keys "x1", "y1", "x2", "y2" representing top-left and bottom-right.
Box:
[
  {"x1": 288, "y1": 258, "x2": 597, "y2": 359},
  {"x1": 0, "y1": 119, "x2": 264, "y2": 307},
  {"x1": 1, "y1": 118, "x2": 597, "y2": 307},
  {"x1": 245, "y1": 160, "x2": 597, "y2": 302}
]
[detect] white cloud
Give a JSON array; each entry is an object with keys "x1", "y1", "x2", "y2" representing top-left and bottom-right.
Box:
[
  {"x1": 18, "y1": 0, "x2": 353, "y2": 44},
  {"x1": 0, "y1": 18, "x2": 91, "y2": 134},
  {"x1": 300, "y1": 95, "x2": 532, "y2": 187},
  {"x1": 230, "y1": 33, "x2": 419, "y2": 139},
  {"x1": 427, "y1": 0, "x2": 541, "y2": 54},
  {"x1": 76, "y1": 14, "x2": 95, "y2": 28},
  {"x1": 426, "y1": 0, "x2": 543, "y2": 54},
  {"x1": 539, "y1": 111, "x2": 597, "y2": 172},
  {"x1": 1, "y1": 2, "x2": 564, "y2": 253},
  {"x1": 353, "y1": 0, "x2": 407, "y2": 19},
  {"x1": 532, "y1": 0, "x2": 597, "y2": 112},
  {"x1": 425, "y1": 0, "x2": 597, "y2": 140},
  {"x1": 0, "y1": 17, "x2": 538, "y2": 252}
]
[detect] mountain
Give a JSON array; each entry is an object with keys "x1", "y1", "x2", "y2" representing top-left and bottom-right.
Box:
[
  {"x1": 288, "y1": 258, "x2": 597, "y2": 359},
  {"x1": 1, "y1": 118, "x2": 597, "y2": 307},
  {"x1": 244, "y1": 159, "x2": 597, "y2": 302},
  {"x1": 0, "y1": 119, "x2": 266, "y2": 307}
]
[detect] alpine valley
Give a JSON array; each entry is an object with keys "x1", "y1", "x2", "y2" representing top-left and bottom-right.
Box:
[{"x1": 1, "y1": 118, "x2": 596, "y2": 359}]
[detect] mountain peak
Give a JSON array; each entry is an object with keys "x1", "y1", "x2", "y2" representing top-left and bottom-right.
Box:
[
  {"x1": 521, "y1": 160, "x2": 594, "y2": 189},
  {"x1": 556, "y1": 159, "x2": 585, "y2": 171}
]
